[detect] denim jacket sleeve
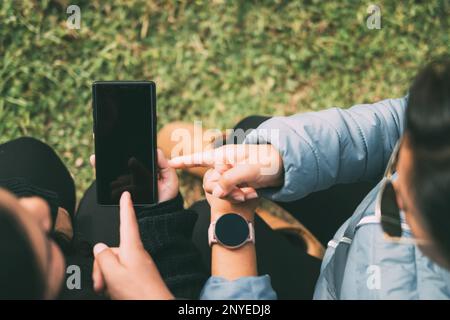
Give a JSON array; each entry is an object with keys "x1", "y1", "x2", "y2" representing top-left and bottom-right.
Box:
[
  {"x1": 244, "y1": 97, "x2": 407, "y2": 202},
  {"x1": 200, "y1": 275, "x2": 277, "y2": 300}
]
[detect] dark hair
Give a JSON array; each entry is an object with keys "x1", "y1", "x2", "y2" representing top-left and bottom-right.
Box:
[
  {"x1": 0, "y1": 207, "x2": 46, "y2": 299},
  {"x1": 406, "y1": 57, "x2": 450, "y2": 263}
]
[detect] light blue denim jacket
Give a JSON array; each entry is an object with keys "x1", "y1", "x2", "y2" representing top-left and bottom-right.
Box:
[{"x1": 200, "y1": 97, "x2": 450, "y2": 300}]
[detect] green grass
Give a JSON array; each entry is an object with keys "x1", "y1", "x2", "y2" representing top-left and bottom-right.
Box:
[{"x1": 0, "y1": 0, "x2": 448, "y2": 204}]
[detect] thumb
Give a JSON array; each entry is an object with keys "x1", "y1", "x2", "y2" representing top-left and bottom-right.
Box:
[
  {"x1": 157, "y1": 148, "x2": 177, "y2": 181},
  {"x1": 93, "y1": 243, "x2": 122, "y2": 280},
  {"x1": 90, "y1": 154, "x2": 96, "y2": 167}
]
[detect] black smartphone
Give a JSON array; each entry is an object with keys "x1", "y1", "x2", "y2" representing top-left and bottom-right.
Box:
[{"x1": 92, "y1": 81, "x2": 158, "y2": 205}]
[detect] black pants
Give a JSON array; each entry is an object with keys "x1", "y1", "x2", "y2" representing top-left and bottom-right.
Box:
[{"x1": 0, "y1": 137, "x2": 76, "y2": 217}]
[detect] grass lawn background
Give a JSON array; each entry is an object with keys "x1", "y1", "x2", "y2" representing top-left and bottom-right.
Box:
[{"x1": 0, "y1": 0, "x2": 448, "y2": 205}]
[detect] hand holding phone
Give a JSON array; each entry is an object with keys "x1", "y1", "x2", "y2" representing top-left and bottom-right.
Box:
[{"x1": 89, "y1": 149, "x2": 179, "y2": 204}]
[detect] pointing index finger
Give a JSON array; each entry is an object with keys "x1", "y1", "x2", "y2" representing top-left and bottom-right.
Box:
[
  {"x1": 119, "y1": 191, "x2": 142, "y2": 250},
  {"x1": 169, "y1": 149, "x2": 218, "y2": 168}
]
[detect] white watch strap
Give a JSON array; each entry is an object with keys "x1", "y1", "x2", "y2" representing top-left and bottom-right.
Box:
[{"x1": 208, "y1": 221, "x2": 217, "y2": 247}]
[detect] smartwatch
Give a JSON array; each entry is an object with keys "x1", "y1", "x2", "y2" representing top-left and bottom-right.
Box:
[{"x1": 208, "y1": 213, "x2": 255, "y2": 249}]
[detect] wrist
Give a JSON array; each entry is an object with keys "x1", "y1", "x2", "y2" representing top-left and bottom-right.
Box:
[
  {"x1": 209, "y1": 199, "x2": 258, "y2": 222},
  {"x1": 211, "y1": 207, "x2": 254, "y2": 222},
  {"x1": 209, "y1": 208, "x2": 258, "y2": 280}
]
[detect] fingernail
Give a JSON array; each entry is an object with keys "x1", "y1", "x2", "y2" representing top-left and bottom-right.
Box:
[
  {"x1": 121, "y1": 191, "x2": 131, "y2": 201},
  {"x1": 93, "y1": 243, "x2": 108, "y2": 256},
  {"x1": 246, "y1": 192, "x2": 258, "y2": 200},
  {"x1": 212, "y1": 185, "x2": 225, "y2": 197},
  {"x1": 235, "y1": 194, "x2": 245, "y2": 202}
]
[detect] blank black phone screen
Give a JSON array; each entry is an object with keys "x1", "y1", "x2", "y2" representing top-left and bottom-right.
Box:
[{"x1": 93, "y1": 81, "x2": 157, "y2": 205}]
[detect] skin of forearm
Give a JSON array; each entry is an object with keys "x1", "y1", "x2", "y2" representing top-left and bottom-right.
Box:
[{"x1": 211, "y1": 243, "x2": 257, "y2": 280}]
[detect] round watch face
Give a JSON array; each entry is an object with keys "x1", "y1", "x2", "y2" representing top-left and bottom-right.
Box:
[{"x1": 215, "y1": 213, "x2": 249, "y2": 248}]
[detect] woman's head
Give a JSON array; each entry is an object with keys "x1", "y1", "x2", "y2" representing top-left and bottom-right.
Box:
[
  {"x1": 0, "y1": 188, "x2": 65, "y2": 299},
  {"x1": 395, "y1": 57, "x2": 450, "y2": 267}
]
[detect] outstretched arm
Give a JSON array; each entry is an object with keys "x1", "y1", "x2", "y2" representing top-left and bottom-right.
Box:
[
  {"x1": 170, "y1": 97, "x2": 406, "y2": 203},
  {"x1": 244, "y1": 97, "x2": 406, "y2": 201}
]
